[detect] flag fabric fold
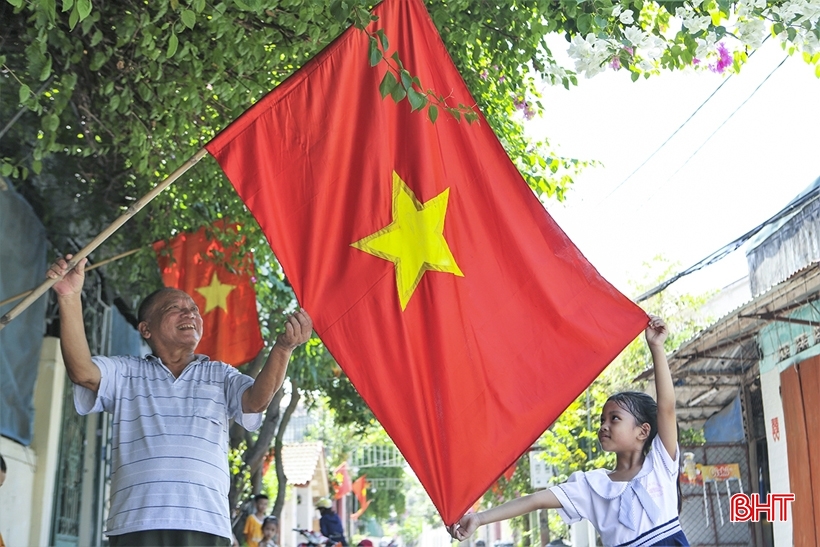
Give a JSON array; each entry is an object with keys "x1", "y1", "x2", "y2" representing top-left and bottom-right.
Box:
[
  {"x1": 154, "y1": 222, "x2": 264, "y2": 366},
  {"x1": 205, "y1": 0, "x2": 647, "y2": 523}
]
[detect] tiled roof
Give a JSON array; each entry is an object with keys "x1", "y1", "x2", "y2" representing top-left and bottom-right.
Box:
[{"x1": 282, "y1": 441, "x2": 324, "y2": 486}]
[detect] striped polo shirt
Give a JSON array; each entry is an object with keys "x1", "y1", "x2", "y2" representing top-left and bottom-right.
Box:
[{"x1": 73, "y1": 354, "x2": 263, "y2": 539}]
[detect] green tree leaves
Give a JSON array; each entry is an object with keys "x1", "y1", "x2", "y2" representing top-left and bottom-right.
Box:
[
  {"x1": 167, "y1": 32, "x2": 179, "y2": 57},
  {"x1": 180, "y1": 9, "x2": 196, "y2": 29},
  {"x1": 67, "y1": 0, "x2": 92, "y2": 29},
  {"x1": 18, "y1": 83, "x2": 31, "y2": 104}
]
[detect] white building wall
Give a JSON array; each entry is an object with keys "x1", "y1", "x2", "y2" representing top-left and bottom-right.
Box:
[
  {"x1": 0, "y1": 436, "x2": 36, "y2": 546},
  {"x1": 280, "y1": 485, "x2": 316, "y2": 547},
  {"x1": 0, "y1": 336, "x2": 65, "y2": 547},
  {"x1": 760, "y1": 367, "x2": 792, "y2": 547}
]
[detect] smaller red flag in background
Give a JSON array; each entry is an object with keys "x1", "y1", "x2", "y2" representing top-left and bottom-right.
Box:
[
  {"x1": 333, "y1": 462, "x2": 353, "y2": 500},
  {"x1": 351, "y1": 475, "x2": 370, "y2": 519},
  {"x1": 491, "y1": 461, "x2": 518, "y2": 496},
  {"x1": 502, "y1": 462, "x2": 517, "y2": 482},
  {"x1": 153, "y1": 222, "x2": 264, "y2": 365}
]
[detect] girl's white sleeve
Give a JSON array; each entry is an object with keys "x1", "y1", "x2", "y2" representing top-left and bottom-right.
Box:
[
  {"x1": 549, "y1": 471, "x2": 593, "y2": 525},
  {"x1": 651, "y1": 434, "x2": 680, "y2": 476}
]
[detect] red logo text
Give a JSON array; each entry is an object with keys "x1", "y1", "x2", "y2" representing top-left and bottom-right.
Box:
[{"x1": 730, "y1": 493, "x2": 795, "y2": 522}]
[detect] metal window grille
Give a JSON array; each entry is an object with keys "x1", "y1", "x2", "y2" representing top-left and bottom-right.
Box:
[{"x1": 351, "y1": 445, "x2": 404, "y2": 468}]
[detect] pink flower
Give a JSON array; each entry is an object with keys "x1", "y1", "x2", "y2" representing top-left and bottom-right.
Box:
[
  {"x1": 513, "y1": 97, "x2": 535, "y2": 120},
  {"x1": 480, "y1": 70, "x2": 489, "y2": 80},
  {"x1": 692, "y1": 58, "x2": 701, "y2": 65},
  {"x1": 709, "y1": 42, "x2": 732, "y2": 73},
  {"x1": 610, "y1": 57, "x2": 622, "y2": 70}
]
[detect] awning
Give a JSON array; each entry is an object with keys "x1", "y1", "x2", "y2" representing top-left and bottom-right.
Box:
[{"x1": 637, "y1": 262, "x2": 820, "y2": 426}]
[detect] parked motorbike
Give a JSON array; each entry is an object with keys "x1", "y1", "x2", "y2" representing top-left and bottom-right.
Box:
[{"x1": 294, "y1": 528, "x2": 343, "y2": 547}]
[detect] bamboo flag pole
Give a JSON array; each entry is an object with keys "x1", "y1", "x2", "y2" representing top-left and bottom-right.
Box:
[
  {"x1": 0, "y1": 147, "x2": 208, "y2": 331},
  {"x1": 0, "y1": 247, "x2": 142, "y2": 308}
]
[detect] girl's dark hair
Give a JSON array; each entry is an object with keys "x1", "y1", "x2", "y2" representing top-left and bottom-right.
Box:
[
  {"x1": 607, "y1": 391, "x2": 658, "y2": 456},
  {"x1": 263, "y1": 516, "x2": 277, "y2": 527},
  {"x1": 0, "y1": 453, "x2": 6, "y2": 473}
]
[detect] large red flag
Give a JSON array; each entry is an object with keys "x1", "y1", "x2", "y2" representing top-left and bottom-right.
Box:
[
  {"x1": 154, "y1": 222, "x2": 264, "y2": 365},
  {"x1": 205, "y1": 0, "x2": 647, "y2": 523}
]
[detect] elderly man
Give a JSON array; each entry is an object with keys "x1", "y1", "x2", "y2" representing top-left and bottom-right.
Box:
[{"x1": 48, "y1": 255, "x2": 313, "y2": 547}]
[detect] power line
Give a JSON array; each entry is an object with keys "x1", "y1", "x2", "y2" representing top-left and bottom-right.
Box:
[
  {"x1": 599, "y1": 76, "x2": 735, "y2": 203},
  {"x1": 599, "y1": 36, "x2": 771, "y2": 204},
  {"x1": 663, "y1": 54, "x2": 789, "y2": 183},
  {"x1": 635, "y1": 183, "x2": 820, "y2": 302}
]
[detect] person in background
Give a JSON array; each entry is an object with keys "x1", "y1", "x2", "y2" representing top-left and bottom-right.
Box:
[
  {"x1": 243, "y1": 494, "x2": 269, "y2": 547},
  {"x1": 258, "y1": 516, "x2": 278, "y2": 547},
  {"x1": 316, "y1": 498, "x2": 348, "y2": 546}
]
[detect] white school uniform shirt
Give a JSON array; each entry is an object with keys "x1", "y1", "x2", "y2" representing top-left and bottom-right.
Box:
[
  {"x1": 549, "y1": 435, "x2": 683, "y2": 547},
  {"x1": 73, "y1": 354, "x2": 263, "y2": 539}
]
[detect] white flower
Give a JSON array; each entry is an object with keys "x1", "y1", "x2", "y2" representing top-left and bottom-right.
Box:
[
  {"x1": 544, "y1": 62, "x2": 569, "y2": 81},
  {"x1": 695, "y1": 31, "x2": 717, "y2": 58},
  {"x1": 773, "y1": 1, "x2": 801, "y2": 22},
  {"x1": 752, "y1": 0, "x2": 767, "y2": 8},
  {"x1": 638, "y1": 58, "x2": 655, "y2": 71},
  {"x1": 567, "y1": 33, "x2": 614, "y2": 78},
  {"x1": 612, "y1": 5, "x2": 622, "y2": 17},
  {"x1": 737, "y1": 2, "x2": 754, "y2": 17},
  {"x1": 806, "y1": 32, "x2": 820, "y2": 54},
  {"x1": 641, "y1": 35, "x2": 666, "y2": 60},
  {"x1": 624, "y1": 26, "x2": 647, "y2": 47},
  {"x1": 690, "y1": 14, "x2": 712, "y2": 32},
  {"x1": 736, "y1": 18, "x2": 767, "y2": 48},
  {"x1": 794, "y1": 1, "x2": 820, "y2": 26},
  {"x1": 675, "y1": 6, "x2": 712, "y2": 33},
  {"x1": 619, "y1": 9, "x2": 635, "y2": 24}
]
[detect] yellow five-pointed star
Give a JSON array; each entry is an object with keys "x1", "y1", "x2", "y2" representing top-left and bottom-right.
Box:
[
  {"x1": 195, "y1": 272, "x2": 236, "y2": 314},
  {"x1": 351, "y1": 171, "x2": 463, "y2": 310}
]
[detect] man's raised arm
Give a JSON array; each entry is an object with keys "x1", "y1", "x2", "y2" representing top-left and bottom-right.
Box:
[
  {"x1": 242, "y1": 309, "x2": 313, "y2": 413},
  {"x1": 48, "y1": 255, "x2": 101, "y2": 393}
]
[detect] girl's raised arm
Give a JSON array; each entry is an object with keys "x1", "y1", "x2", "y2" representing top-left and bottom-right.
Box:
[{"x1": 646, "y1": 315, "x2": 677, "y2": 459}]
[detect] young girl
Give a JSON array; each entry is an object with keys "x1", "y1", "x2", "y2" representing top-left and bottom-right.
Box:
[
  {"x1": 258, "y1": 516, "x2": 279, "y2": 547},
  {"x1": 448, "y1": 316, "x2": 689, "y2": 546}
]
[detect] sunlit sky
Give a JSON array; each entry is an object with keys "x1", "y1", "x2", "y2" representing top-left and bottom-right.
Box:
[{"x1": 527, "y1": 35, "x2": 820, "y2": 300}]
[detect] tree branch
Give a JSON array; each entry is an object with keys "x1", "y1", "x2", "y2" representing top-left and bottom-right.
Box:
[{"x1": 272, "y1": 379, "x2": 300, "y2": 521}]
